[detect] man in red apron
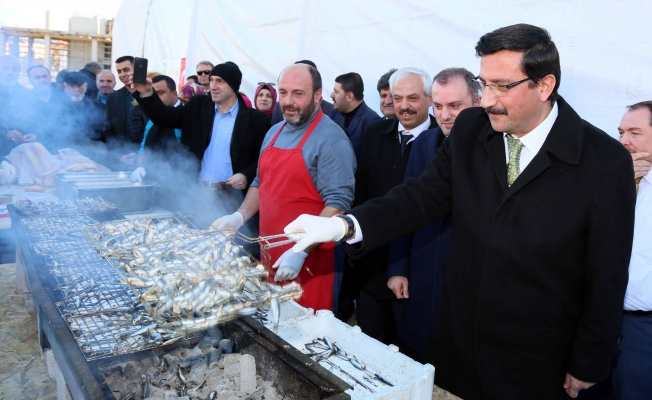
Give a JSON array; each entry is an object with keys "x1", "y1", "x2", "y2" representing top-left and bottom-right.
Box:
[{"x1": 212, "y1": 64, "x2": 356, "y2": 311}]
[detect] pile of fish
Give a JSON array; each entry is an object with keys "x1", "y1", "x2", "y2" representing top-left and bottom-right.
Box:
[
  {"x1": 85, "y1": 215, "x2": 302, "y2": 335},
  {"x1": 23, "y1": 214, "x2": 97, "y2": 240},
  {"x1": 14, "y1": 197, "x2": 117, "y2": 216},
  {"x1": 304, "y1": 337, "x2": 394, "y2": 394}
]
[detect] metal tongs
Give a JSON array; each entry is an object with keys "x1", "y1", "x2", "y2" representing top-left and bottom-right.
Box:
[{"x1": 255, "y1": 232, "x2": 306, "y2": 250}]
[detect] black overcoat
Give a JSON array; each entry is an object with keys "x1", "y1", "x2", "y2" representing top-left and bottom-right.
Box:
[
  {"x1": 134, "y1": 92, "x2": 270, "y2": 186},
  {"x1": 345, "y1": 97, "x2": 635, "y2": 399}
]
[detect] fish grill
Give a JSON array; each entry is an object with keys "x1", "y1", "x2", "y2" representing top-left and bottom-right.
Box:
[
  {"x1": 14, "y1": 197, "x2": 118, "y2": 217},
  {"x1": 12, "y1": 203, "x2": 196, "y2": 361},
  {"x1": 84, "y1": 214, "x2": 302, "y2": 336},
  {"x1": 62, "y1": 310, "x2": 187, "y2": 361}
]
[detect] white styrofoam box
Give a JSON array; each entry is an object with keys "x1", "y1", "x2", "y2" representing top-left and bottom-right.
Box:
[{"x1": 275, "y1": 309, "x2": 435, "y2": 400}]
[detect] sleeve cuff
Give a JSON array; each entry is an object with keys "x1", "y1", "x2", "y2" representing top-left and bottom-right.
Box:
[{"x1": 346, "y1": 214, "x2": 363, "y2": 244}]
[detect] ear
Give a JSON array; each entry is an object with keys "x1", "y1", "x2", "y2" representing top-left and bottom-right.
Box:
[
  {"x1": 314, "y1": 88, "x2": 323, "y2": 104},
  {"x1": 346, "y1": 92, "x2": 354, "y2": 102},
  {"x1": 474, "y1": 95, "x2": 482, "y2": 106},
  {"x1": 427, "y1": 95, "x2": 433, "y2": 107},
  {"x1": 538, "y1": 74, "x2": 556, "y2": 103}
]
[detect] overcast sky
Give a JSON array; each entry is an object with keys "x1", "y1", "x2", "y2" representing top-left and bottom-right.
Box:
[{"x1": 0, "y1": 0, "x2": 123, "y2": 31}]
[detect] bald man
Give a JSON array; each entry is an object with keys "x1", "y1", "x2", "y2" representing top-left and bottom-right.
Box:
[{"x1": 212, "y1": 63, "x2": 356, "y2": 312}]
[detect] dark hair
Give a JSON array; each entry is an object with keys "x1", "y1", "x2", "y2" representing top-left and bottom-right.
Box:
[
  {"x1": 152, "y1": 75, "x2": 176, "y2": 91},
  {"x1": 307, "y1": 65, "x2": 322, "y2": 94},
  {"x1": 27, "y1": 65, "x2": 50, "y2": 76},
  {"x1": 377, "y1": 68, "x2": 397, "y2": 92},
  {"x1": 83, "y1": 61, "x2": 102, "y2": 74},
  {"x1": 627, "y1": 101, "x2": 652, "y2": 127},
  {"x1": 475, "y1": 24, "x2": 560, "y2": 103},
  {"x1": 433, "y1": 67, "x2": 480, "y2": 103},
  {"x1": 295, "y1": 60, "x2": 317, "y2": 69},
  {"x1": 335, "y1": 72, "x2": 364, "y2": 101},
  {"x1": 187, "y1": 75, "x2": 198, "y2": 84},
  {"x1": 115, "y1": 55, "x2": 134, "y2": 65}
]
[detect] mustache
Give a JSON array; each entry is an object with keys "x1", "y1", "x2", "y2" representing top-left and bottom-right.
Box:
[
  {"x1": 398, "y1": 108, "x2": 416, "y2": 115},
  {"x1": 485, "y1": 107, "x2": 508, "y2": 115},
  {"x1": 283, "y1": 105, "x2": 300, "y2": 112},
  {"x1": 382, "y1": 102, "x2": 393, "y2": 107}
]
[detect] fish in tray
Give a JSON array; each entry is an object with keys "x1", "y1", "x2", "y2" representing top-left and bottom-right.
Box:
[{"x1": 15, "y1": 197, "x2": 117, "y2": 216}]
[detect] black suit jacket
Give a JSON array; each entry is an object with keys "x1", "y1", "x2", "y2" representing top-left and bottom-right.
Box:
[
  {"x1": 352, "y1": 115, "x2": 437, "y2": 298},
  {"x1": 104, "y1": 87, "x2": 138, "y2": 144},
  {"x1": 135, "y1": 92, "x2": 270, "y2": 186},
  {"x1": 344, "y1": 97, "x2": 635, "y2": 399}
]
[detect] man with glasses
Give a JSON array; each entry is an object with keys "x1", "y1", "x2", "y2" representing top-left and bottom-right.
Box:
[
  {"x1": 196, "y1": 61, "x2": 214, "y2": 93},
  {"x1": 283, "y1": 24, "x2": 635, "y2": 399}
]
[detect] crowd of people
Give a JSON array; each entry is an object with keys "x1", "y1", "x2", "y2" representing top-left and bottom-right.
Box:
[{"x1": 1, "y1": 22, "x2": 651, "y2": 400}]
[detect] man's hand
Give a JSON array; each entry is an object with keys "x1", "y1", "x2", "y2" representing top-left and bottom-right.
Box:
[
  {"x1": 130, "y1": 167, "x2": 146, "y2": 183},
  {"x1": 127, "y1": 76, "x2": 154, "y2": 97},
  {"x1": 388, "y1": 276, "x2": 409, "y2": 299},
  {"x1": 284, "y1": 214, "x2": 346, "y2": 253},
  {"x1": 22, "y1": 133, "x2": 37, "y2": 143},
  {"x1": 563, "y1": 373, "x2": 594, "y2": 398},
  {"x1": 211, "y1": 212, "x2": 244, "y2": 231},
  {"x1": 272, "y1": 248, "x2": 308, "y2": 281},
  {"x1": 120, "y1": 153, "x2": 136, "y2": 165},
  {"x1": 632, "y1": 152, "x2": 651, "y2": 179},
  {"x1": 226, "y1": 173, "x2": 248, "y2": 190},
  {"x1": 6, "y1": 130, "x2": 24, "y2": 142}
]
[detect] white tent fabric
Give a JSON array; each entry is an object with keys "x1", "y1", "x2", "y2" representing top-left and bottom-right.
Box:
[
  {"x1": 113, "y1": 0, "x2": 652, "y2": 137},
  {"x1": 112, "y1": 0, "x2": 195, "y2": 86}
]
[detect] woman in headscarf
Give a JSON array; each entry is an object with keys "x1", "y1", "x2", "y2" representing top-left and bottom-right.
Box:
[
  {"x1": 178, "y1": 82, "x2": 206, "y2": 105},
  {"x1": 254, "y1": 83, "x2": 277, "y2": 120}
]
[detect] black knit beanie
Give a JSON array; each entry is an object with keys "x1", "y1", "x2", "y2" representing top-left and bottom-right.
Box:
[{"x1": 210, "y1": 61, "x2": 242, "y2": 93}]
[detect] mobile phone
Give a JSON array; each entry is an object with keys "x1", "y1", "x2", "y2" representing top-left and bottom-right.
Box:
[{"x1": 133, "y1": 57, "x2": 148, "y2": 84}]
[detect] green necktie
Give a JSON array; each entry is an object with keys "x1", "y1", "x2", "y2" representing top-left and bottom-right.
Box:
[
  {"x1": 506, "y1": 134, "x2": 524, "y2": 187},
  {"x1": 635, "y1": 177, "x2": 643, "y2": 195}
]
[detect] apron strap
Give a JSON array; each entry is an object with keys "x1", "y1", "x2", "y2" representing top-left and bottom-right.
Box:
[{"x1": 297, "y1": 110, "x2": 324, "y2": 149}]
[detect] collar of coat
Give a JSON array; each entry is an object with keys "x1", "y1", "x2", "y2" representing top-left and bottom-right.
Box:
[
  {"x1": 381, "y1": 114, "x2": 438, "y2": 135},
  {"x1": 477, "y1": 96, "x2": 583, "y2": 166}
]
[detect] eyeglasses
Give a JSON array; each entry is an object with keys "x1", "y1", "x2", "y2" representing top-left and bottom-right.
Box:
[
  {"x1": 257, "y1": 82, "x2": 276, "y2": 87},
  {"x1": 197, "y1": 70, "x2": 211, "y2": 76},
  {"x1": 473, "y1": 76, "x2": 531, "y2": 97}
]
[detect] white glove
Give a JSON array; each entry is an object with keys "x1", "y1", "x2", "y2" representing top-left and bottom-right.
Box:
[
  {"x1": 284, "y1": 214, "x2": 346, "y2": 253},
  {"x1": 130, "y1": 167, "x2": 147, "y2": 183},
  {"x1": 0, "y1": 161, "x2": 16, "y2": 185},
  {"x1": 211, "y1": 212, "x2": 244, "y2": 231},
  {"x1": 273, "y1": 248, "x2": 308, "y2": 281}
]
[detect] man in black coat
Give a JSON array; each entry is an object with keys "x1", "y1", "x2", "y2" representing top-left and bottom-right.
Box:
[
  {"x1": 132, "y1": 61, "x2": 270, "y2": 222},
  {"x1": 103, "y1": 56, "x2": 139, "y2": 169},
  {"x1": 285, "y1": 24, "x2": 636, "y2": 399},
  {"x1": 348, "y1": 67, "x2": 437, "y2": 345}
]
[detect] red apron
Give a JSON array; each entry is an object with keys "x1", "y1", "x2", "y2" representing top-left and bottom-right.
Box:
[{"x1": 258, "y1": 111, "x2": 335, "y2": 311}]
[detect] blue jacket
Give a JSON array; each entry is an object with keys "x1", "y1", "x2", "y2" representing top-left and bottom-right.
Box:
[
  {"x1": 329, "y1": 100, "x2": 381, "y2": 161},
  {"x1": 387, "y1": 127, "x2": 453, "y2": 354}
]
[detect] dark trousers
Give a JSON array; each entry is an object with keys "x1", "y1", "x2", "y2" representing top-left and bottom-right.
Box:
[
  {"x1": 356, "y1": 288, "x2": 403, "y2": 345},
  {"x1": 610, "y1": 313, "x2": 652, "y2": 400}
]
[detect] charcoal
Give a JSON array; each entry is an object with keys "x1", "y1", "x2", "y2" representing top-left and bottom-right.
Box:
[
  {"x1": 216, "y1": 354, "x2": 240, "y2": 369},
  {"x1": 197, "y1": 336, "x2": 221, "y2": 354},
  {"x1": 218, "y1": 339, "x2": 233, "y2": 354},
  {"x1": 205, "y1": 326, "x2": 223, "y2": 341},
  {"x1": 208, "y1": 348, "x2": 222, "y2": 368},
  {"x1": 122, "y1": 362, "x2": 140, "y2": 381},
  {"x1": 239, "y1": 354, "x2": 256, "y2": 394}
]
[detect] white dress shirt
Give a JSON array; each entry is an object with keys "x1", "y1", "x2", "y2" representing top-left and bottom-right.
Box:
[
  {"x1": 624, "y1": 177, "x2": 652, "y2": 310},
  {"x1": 398, "y1": 117, "x2": 432, "y2": 145},
  {"x1": 503, "y1": 102, "x2": 558, "y2": 172},
  {"x1": 347, "y1": 104, "x2": 558, "y2": 244}
]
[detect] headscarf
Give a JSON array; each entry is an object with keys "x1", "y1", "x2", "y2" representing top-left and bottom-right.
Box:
[
  {"x1": 178, "y1": 82, "x2": 205, "y2": 104},
  {"x1": 254, "y1": 84, "x2": 277, "y2": 117}
]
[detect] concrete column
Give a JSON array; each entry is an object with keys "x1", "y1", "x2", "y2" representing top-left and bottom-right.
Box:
[
  {"x1": 91, "y1": 39, "x2": 98, "y2": 62},
  {"x1": 44, "y1": 34, "x2": 51, "y2": 69},
  {"x1": 27, "y1": 37, "x2": 34, "y2": 65}
]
